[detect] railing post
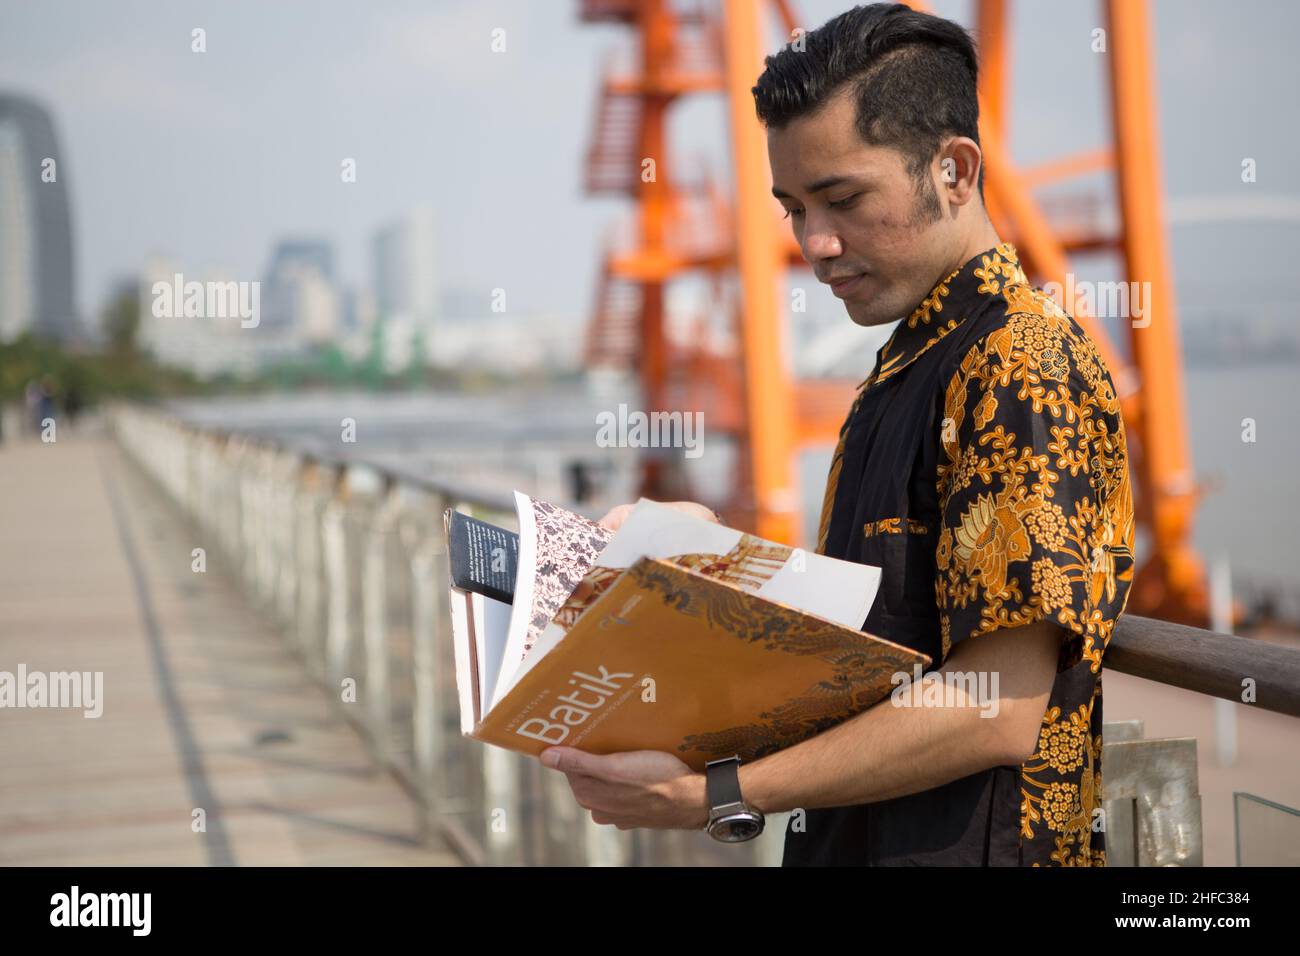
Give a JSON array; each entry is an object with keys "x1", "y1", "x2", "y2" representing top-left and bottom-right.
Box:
[
  {"x1": 296, "y1": 462, "x2": 327, "y2": 676},
  {"x1": 362, "y1": 480, "x2": 401, "y2": 767},
  {"x1": 275, "y1": 449, "x2": 300, "y2": 629},
  {"x1": 483, "y1": 748, "x2": 523, "y2": 865},
  {"x1": 540, "y1": 752, "x2": 585, "y2": 865},
  {"x1": 583, "y1": 814, "x2": 633, "y2": 866},
  {"x1": 1102, "y1": 720, "x2": 1204, "y2": 866},
  {"x1": 322, "y1": 470, "x2": 351, "y2": 696},
  {"x1": 409, "y1": 533, "x2": 445, "y2": 846}
]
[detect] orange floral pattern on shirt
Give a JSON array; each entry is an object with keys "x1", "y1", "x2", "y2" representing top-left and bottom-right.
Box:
[{"x1": 933, "y1": 246, "x2": 1136, "y2": 866}]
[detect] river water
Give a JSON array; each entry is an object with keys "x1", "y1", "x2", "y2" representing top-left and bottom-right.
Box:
[{"x1": 167, "y1": 360, "x2": 1300, "y2": 596}]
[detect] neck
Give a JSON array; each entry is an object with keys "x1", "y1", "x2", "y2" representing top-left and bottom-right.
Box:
[{"x1": 946, "y1": 212, "x2": 1002, "y2": 276}]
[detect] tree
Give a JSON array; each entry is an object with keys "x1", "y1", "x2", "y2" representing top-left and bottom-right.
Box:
[{"x1": 102, "y1": 284, "x2": 140, "y2": 355}]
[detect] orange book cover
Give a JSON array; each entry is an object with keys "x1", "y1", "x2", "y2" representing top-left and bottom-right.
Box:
[{"x1": 448, "y1": 499, "x2": 929, "y2": 771}]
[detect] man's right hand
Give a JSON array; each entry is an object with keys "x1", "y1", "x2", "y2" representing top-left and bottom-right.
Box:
[{"x1": 597, "y1": 501, "x2": 721, "y2": 532}]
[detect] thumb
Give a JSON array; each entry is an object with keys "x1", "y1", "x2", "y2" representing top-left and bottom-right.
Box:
[{"x1": 540, "y1": 746, "x2": 605, "y2": 776}]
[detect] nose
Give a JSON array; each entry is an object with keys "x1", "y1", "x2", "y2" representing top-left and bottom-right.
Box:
[{"x1": 800, "y1": 211, "x2": 842, "y2": 266}]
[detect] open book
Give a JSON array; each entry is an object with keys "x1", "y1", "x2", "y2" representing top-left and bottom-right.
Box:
[{"x1": 445, "y1": 494, "x2": 929, "y2": 772}]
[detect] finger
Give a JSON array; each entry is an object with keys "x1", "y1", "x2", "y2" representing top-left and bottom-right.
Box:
[
  {"x1": 541, "y1": 746, "x2": 615, "y2": 778},
  {"x1": 666, "y1": 501, "x2": 721, "y2": 524},
  {"x1": 596, "y1": 504, "x2": 632, "y2": 531},
  {"x1": 563, "y1": 771, "x2": 605, "y2": 806}
]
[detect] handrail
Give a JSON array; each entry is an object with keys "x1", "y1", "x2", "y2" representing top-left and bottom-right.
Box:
[
  {"x1": 106, "y1": 401, "x2": 1299, "y2": 869},
  {"x1": 1108, "y1": 615, "x2": 1300, "y2": 718},
  {"x1": 164, "y1": 414, "x2": 522, "y2": 514}
]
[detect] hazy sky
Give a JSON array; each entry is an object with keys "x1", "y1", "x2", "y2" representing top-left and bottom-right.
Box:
[{"x1": 2, "y1": 0, "x2": 1297, "y2": 331}]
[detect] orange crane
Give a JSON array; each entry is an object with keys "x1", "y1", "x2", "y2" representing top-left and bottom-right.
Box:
[{"x1": 579, "y1": 0, "x2": 1210, "y2": 626}]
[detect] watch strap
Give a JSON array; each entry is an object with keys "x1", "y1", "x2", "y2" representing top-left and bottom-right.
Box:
[{"x1": 705, "y1": 756, "x2": 744, "y2": 810}]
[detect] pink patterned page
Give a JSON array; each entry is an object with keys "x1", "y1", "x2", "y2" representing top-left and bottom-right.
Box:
[{"x1": 519, "y1": 496, "x2": 613, "y2": 659}]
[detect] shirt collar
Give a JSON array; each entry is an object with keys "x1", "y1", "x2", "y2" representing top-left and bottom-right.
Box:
[{"x1": 860, "y1": 242, "x2": 1027, "y2": 389}]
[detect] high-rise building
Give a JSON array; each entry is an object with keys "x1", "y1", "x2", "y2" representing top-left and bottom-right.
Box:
[
  {"x1": 0, "y1": 94, "x2": 78, "y2": 342},
  {"x1": 372, "y1": 207, "x2": 438, "y2": 326},
  {"x1": 261, "y1": 238, "x2": 338, "y2": 339},
  {"x1": 371, "y1": 208, "x2": 438, "y2": 372}
]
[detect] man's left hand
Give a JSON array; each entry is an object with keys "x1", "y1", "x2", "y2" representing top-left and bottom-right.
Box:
[{"x1": 539, "y1": 747, "x2": 709, "y2": 830}]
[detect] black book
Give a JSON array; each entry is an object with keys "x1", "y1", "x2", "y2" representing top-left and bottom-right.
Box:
[{"x1": 445, "y1": 510, "x2": 519, "y2": 605}]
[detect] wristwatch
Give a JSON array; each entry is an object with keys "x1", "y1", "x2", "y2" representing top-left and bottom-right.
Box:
[{"x1": 704, "y1": 755, "x2": 764, "y2": 842}]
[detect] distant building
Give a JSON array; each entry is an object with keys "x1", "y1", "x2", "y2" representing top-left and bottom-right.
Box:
[
  {"x1": 0, "y1": 94, "x2": 78, "y2": 342},
  {"x1": 137, "y1": 256, "x2": 265, "y2": 378},
  {"x1": 136, "y1": 237, "x2": 342, "y2": 379},
  {"x1": 433, "y1": 311, "x2": 583, "y2": 373},
  {"x1": 261, "y1": 238, "x2": 339, "y2": 342},
  {"x1": 372, "y1": 207, "x2": 439, "y2": 353},
  {"x1": 266, "y1": 239, "x2": 334, "y2": 284}
]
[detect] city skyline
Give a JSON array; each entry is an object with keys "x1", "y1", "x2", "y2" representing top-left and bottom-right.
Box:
[{"x1": 2, "y1": 0, "x2": 1299, "y2": 343}]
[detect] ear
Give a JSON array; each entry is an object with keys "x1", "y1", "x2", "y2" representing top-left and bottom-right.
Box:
[{"x1": 936, "y1": 136, "x2": 983, "y2": 208}]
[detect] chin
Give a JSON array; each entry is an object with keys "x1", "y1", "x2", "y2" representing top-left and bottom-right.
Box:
[{"x1": 845, "y1": 301, "x2": 901, "y2": 328}]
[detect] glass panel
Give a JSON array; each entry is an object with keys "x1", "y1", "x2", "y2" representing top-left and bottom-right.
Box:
[{"x1": 1234, "y1": 792, "x2": 1300, "y2": 866}]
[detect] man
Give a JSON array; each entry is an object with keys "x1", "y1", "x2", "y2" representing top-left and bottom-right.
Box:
[{"x1": 539, "y1": 2, "x2": 1135, "y2": 867}]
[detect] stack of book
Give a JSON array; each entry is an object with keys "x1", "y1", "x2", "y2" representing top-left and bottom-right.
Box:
[{"x1": 445, "y1": 495, "x2": 928, "y2": 771}]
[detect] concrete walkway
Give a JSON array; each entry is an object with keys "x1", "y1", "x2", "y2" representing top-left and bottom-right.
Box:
[{"x1": 0, "y1": 432, "x2": 460, "y2": 866}]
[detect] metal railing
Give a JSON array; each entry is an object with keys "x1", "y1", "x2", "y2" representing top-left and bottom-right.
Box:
[
  {"x1": 107, "y1": 403, "x2": 1300, "y2": 866},
  {"x1": 107, "y1": 403, "x2": 768, "y2": 866}
]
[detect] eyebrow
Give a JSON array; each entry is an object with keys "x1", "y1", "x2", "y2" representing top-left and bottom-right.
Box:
[{"x1": 771, "y1": 175, "x2": 854, "y2": 200}]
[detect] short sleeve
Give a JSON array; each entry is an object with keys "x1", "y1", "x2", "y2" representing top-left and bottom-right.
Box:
[{"x1": 933, "y1": 290, "x2": 1136, "y2": 673}]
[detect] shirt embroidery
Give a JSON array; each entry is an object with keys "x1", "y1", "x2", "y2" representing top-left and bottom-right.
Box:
[
  {"x1": 863, "y1": 517, "x2": 931, "y2": 537},
  {"x1": 811, "y1": 243, "x2": 1134, "y2": 867},
  {"x1": 934, "y1": 264, "x2": 1135, "y2": 866}
]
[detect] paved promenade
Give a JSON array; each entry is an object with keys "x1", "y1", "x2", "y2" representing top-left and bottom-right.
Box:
[{"x1": 0, "y1": 433, "x2": 460, "y2": 866}]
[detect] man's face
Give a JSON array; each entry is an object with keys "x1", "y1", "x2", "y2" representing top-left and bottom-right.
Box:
[{"x1": 767, "y1": 87, "x2": 957, "y2": 327}]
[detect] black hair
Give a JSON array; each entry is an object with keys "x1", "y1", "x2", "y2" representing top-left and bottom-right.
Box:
[{"x1": 753, "y1": 3, "x2": 984, "y2": 201}]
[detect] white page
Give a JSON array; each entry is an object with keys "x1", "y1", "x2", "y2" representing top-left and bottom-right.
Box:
[
  {"x1": 508, "y1": 498, "x2": 882, "y2": 689},
  {"x1": 475, "y1": 592, "x2": 514, "y2": 717},
  {"x1": 599, "y1": 499, "x2": 879, "y2": 627},
  {"x1": 451, "y1": 584, "x2": 518, "y2": 732},
  {"x1": 449, "y1": 588, "x2": 478, "y2": 734}
]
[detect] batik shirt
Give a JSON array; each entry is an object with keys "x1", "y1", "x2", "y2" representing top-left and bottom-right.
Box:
[{"x1": 781, "y1": 244, "x2": 1135, "y2": 867}]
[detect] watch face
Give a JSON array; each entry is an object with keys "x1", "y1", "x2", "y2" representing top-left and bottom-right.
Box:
[{"x1": 712, "y1": 813, "x2": 764, "y2": 843}]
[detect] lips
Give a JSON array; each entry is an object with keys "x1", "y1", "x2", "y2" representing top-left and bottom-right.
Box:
[{"x1": 827, "y1": 273, "x2": 865, "y2": 296}]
